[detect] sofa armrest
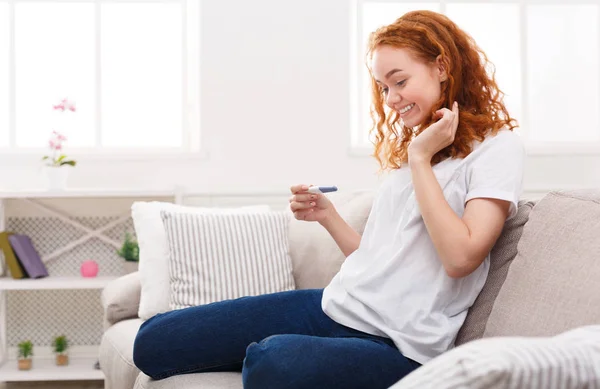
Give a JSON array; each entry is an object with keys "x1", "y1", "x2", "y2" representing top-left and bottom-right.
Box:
[{"x1": 101, "y1": 271, "x2": 141, "y2": 329}]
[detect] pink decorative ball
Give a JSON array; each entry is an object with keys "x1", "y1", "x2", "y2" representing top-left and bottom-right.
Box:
[{"x1": 81, "y1": 260, "x2": 99, "y2": 278}]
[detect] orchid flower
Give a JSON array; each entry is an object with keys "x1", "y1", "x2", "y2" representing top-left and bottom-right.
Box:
[
  {"x1": 42, "y1": 99, "x2": 77, "y2": 167},
  {"x1": 53, "y1": 98, "x2": 76, "y2": 112}
]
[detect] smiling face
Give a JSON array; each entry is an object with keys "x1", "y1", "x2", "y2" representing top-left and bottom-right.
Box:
[{"x1": 371, "y1": 45, "x2": 447, "y2": 128}]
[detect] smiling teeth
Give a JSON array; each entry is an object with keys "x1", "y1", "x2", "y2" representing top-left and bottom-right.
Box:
[{"x1": 400, "y1": 104, "x2": 415, "y2": 114}]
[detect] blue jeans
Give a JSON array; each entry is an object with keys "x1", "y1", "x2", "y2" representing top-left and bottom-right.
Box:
[{"x1": 133, "y1": 289, "x2": 420, "y2": 389}]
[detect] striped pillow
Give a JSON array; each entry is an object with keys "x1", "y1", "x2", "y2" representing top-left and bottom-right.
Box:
[
  {"x1": 390, "y1": 326, "x2": 600, "y2": 389},
  {"x1": 161, "y1": 209, "x2": 295, "y2": 310}
]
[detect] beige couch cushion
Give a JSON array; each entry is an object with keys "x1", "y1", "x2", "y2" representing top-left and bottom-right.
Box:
[
  {"x1": 288, "y1": 191, "x2": 375, "y2": 289},
  {"x1": 135, "y1": 372, "x2": 242, "y2": 389},
  {"x1": 484, "y1": 190, "x2": 600, "y2": 338},
  {"x1": 100, "y1": 318, "x2": 143, "y2": 389},
  {"x1": 101, "y1": 272, "x2": 141, "y2": 330},
  {"x1": 455, "y1": 200, "x2": 536, "y2": 346}
]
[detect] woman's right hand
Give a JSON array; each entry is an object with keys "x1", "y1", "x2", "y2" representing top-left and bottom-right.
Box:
[{"x1": 289, "y1": 184, "x2": 336, "y2": 223}]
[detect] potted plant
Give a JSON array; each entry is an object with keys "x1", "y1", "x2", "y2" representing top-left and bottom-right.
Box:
[
  {"x1": 17, "y1": 340, "x2": 33, "y2": 370},
  {"x1": 52, "y1": 335, "x2": 69, "y2": 366},
  {"x1": 41, "y1": 98, "x2": 77, "y2": 190},
  {"x1": 117, "y1": 231, "x2": 139, "y2": 273}
]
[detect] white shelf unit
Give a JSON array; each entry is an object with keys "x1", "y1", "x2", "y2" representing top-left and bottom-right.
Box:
[
  {"x1": 0, "y1": 187, "x2": 289, "y2": 383},
  {"x1": 0, "y1": 188, "x2": 182, "y2": 383},
  {"x1": 0, "y1": 356, "x2": 103, "y2": 382},
  {"x1": 0, "y1": 277, "x2": 114, "y2": 382},
  {"x1": 0, "y1": 276, "x2": 117, "y2": 291}
]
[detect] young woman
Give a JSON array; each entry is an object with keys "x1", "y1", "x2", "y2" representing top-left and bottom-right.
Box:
[{"x1": 133, "y1": 10, "x2": 524, "y2": 389}]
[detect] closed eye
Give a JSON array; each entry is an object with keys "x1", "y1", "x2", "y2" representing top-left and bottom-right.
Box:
[{"x1": 380, "y1": 80, "x2": 407, "y2": 95}]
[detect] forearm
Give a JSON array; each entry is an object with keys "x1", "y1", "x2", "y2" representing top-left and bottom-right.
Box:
[
  {"x1": 319, "y1": 210, "x2": 362, "y2": 257},
  {"x1": 409, "y1": 158, "x2": 472, "y2": 277}
]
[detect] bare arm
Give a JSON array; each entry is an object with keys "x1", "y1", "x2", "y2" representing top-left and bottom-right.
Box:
[
  {"x1": 319, "y1": 210, "x2": 362, "y2": 257},
  {"x1": 289, "y1": 184, "x2": 362, "y2": 257},
  {"x1": 406, "y1": 103, "x2": 512, "y2": 278},
  {"x1": 409, "y1": 158, "x2": 510, "y2": 278}
]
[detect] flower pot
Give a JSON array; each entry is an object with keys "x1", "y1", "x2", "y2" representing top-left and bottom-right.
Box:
[
  {"x1": 18, "y1": 358, "x2": 32, "y2": 370},
  {"x1": 56, "y1": 354, "x2": 69, "y2": 366},
  {"x1": 123, "y1": 261, "x2": 139, "y2": 274},
  {"x1": 43, "y1": 166, "x2": 70, "y2": 190}
]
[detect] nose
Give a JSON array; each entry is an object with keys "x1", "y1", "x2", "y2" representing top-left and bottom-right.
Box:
[{"x1": 385, "y1": 90, "x2": 400, "y2": 110}]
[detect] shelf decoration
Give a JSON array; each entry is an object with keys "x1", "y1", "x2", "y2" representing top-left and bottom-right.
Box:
[
  {"x1": 41, "y1": 98, "x2": 78, "y2": 191},
  {"x1": 53, "y1": 335, "x2": 69, "y2": 366},
  {"x1": 116, "y1": 232, "x2": 139, "y2": 274},
  {"x1": 17, "y1": 340, "x2": 33, "y2": 371},
  {"x1": 80, "y1": 260, "x2": 99, "y2": 278}
]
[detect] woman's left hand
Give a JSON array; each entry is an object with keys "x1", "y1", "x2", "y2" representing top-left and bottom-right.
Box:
[{"x1": 408, "y1": 101, "x2": 459, "y2": 164}]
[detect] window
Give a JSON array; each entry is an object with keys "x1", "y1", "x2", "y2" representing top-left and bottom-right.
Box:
[
  {"x1": 0, "y1": 2, "x2": 8, "y2": 149},
  {"x1": 352, "y1": 1, "x2": 600, "y2": 155},
  {"x1": 0, "y1": 0, "x2": 201, "y2": 155}
]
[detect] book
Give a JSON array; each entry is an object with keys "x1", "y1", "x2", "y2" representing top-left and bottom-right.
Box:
[
  {"x1": 8, "y1": 234, "x2": 48, "y2": 279},
  {"x1": 0, "y1": 231, "x2": 27, "y2": 279}
]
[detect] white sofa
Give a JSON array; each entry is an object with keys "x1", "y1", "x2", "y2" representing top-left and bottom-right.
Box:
[{"x1": 98, "y1": 189, "x2": 600, "y2": 388}]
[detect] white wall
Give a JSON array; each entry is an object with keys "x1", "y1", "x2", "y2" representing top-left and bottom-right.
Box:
[{"x1": 1, "y1": 0, "x2": 598, "y2": 199}]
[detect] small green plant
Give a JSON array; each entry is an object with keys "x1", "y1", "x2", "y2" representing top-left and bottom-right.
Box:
[
  {"x1": 52, "y1": 335, "x2": 68, "y2": 354},
  {"x1": 18, "y1": 340, "x2": 33, "y2": 359},
  {"x1": 117, "y1": 232, "x2": 139, "y2": 262}
]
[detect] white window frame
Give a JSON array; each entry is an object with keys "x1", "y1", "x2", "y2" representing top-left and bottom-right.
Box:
[
  {"x1": 1, "y1": 0, "x2": 204, "y2": 162},
  {"x1": 350, "y1": 0, "x2": 600, "y2": 157}
]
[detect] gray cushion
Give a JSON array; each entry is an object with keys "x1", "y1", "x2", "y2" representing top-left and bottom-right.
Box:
[
  {"x1": 484, "y1": 189, "x2": 600, "y2": 338},
  {"x1": 134, "y1": 372, "x2": 243, "y2": 389},
  {"x1": 455, "y1": 200, "x2": 536, "y2": 346},
  {"x1": 288, "y1": 191, "x2": 375, "y2": 289},
  {"x1": 99, "y1": 318, "x2": 143, "y2": 389}
]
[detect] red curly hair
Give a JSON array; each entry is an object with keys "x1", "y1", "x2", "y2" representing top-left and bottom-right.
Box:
[{"x1": 367, "y1": 10, "x2": 518, "y2": 171}]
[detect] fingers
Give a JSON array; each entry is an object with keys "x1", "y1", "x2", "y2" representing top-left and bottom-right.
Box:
[
  {"x1": 289, "y1": 187, "x2": 319, "y2": 218},
  {"x1": 289, "y1": 183, "x2": 321, "y2": 220},
  {"x1": 289, "y1": 193, "x2": 318, "y2": 203},
  {"x1": 290, "y1": 184, "x2": 315, "y2": 194},
  {"x1": 436, "y1": 102, "x2": 459, "y2": 123},
  {"x1": 290, "y1": 198, "x2": 317, "y2": 212},
  {"x1": 450, "y1": 101, "x2": 459, "y2": 129},
  {"x1": 290, "y1": 184, "x2": 309, "y2": 194},
  {"x1": 435, "y1": 108, "x2": 452, "y2": 121}
]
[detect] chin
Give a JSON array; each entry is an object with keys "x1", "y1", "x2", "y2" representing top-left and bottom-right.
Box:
[
  {"x1": 403, "y1": 116, "x2": 424, "y2": 128},
  {"x1": 399, "y1": 106, "x2": 425, "y2": 128}
]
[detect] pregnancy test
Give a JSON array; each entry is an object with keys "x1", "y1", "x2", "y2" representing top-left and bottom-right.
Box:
[{"x1": 307, "y1": 186, "x2": 338, "y2": 194}]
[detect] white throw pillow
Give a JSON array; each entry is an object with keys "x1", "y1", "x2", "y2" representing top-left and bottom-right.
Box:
[
  {"x1": 131, "y1": 201, "x2": 270, "y2": 320},
  {"x1": 161, "y1": 209, "x2": 295, "y2": 310},
  {"x1": 390, "y1": 325, "x2": 600, "y2": 389}
]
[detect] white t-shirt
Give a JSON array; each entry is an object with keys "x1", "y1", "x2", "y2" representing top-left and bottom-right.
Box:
[{"x1": 322, "y1": 129, "x2": 525, "y2": 364}]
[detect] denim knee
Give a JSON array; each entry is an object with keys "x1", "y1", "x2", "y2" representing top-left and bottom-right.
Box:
[
  {"x1": 243, "y1": 336, "x2": 294, "y2": 389},
  {"x1": 132, "y1": 316, "x2": 162, "y2": 378}
]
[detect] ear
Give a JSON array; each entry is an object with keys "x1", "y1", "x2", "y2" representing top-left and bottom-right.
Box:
[{"x1": 435, "y1": 55, "x2": 448, "y2": 82}]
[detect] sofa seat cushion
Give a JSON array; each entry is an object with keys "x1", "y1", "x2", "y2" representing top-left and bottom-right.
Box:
[
  {"x1": 99, "y1": 318, "x2": 143, "y2": 389},
  {"x1": 134, "y1": 372, "x2": 243, "y2": 389}
]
